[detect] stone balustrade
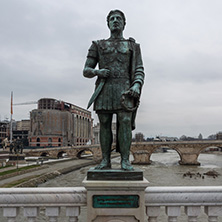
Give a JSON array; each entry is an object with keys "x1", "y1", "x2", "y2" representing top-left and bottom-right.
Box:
[
  {"x1": 145, "y1": 186, "x2": 222, "y2": 222},
  {"x1": 0, "y1": 187, "x2": 86, "y2": 222},
  {"x1": 0, "y1": 186, "x2": 221, "y2": 221}
]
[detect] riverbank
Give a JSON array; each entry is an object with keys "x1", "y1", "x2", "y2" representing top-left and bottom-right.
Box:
[
  {"x1": 0, "y1": 153, "x2": 120, "y2": 187},
  {"x1": 0, "y1": 157, "x2": 97, "y2": 187}
]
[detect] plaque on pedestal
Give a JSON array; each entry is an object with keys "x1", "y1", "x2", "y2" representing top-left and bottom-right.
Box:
[{"x1": 83, "y1": 177, "x2": 149, "y2": 222}]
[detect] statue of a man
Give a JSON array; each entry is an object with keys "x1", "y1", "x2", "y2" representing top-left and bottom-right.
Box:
[{"x1": 83, "y1": 9, "x2": 145, "y2": 171}]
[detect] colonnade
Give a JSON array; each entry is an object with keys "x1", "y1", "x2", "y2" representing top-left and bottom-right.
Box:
[{"x1": 74, "y1": 114, "x2": 92, "y2": 145}]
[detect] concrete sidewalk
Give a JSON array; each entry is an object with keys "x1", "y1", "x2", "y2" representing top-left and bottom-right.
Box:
[
  {"x1": 0, "y1": 153, "x2": 120, "y2": 187},
  {"x1": 0, "y1": 157, "x2": 97, "y2": 187}
]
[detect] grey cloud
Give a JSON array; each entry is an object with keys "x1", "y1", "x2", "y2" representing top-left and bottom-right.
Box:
[{"x1": 1, "y1": 0, "x2": 222, "y2": 138}]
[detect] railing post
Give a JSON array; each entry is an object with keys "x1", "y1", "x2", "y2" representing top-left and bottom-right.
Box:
[
  {"x1": 204, "y1": 206, "x2": 222, "y2": 222},
  {"x1": 185, "y1": 206, "x2": 201, "y2": 222},
  {"x1": 45, "y1": 207, "x2": 60, "y2": 222},
  {"x1": 66, "y1": 206, "x2": 80, "y2": 222},
  {"x1": 3, "y1": 207, "x2": 19, "y2": 222},
  {"x1": 165, "y1": 206, "x2": 181, "y2": 222},
  {"x1": 23, "y1": 207, "x2": 39, "y2": 222},
  {"x1": 146, "y1": 206, "x2": 160, "y2": 222}
]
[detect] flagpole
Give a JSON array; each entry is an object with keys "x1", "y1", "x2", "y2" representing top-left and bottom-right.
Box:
[{"x1": 10, "y1": 91, "x2": 13, "y2": 143}]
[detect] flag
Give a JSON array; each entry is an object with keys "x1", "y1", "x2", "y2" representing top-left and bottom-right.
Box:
[{"x1": 11, "y1": 91, "x2": 13, "y2": 115}]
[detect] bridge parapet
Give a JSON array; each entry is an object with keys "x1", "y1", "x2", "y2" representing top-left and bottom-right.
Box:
[{"x1": 0, "y1": 186, "x2": 221, "y2": 221}]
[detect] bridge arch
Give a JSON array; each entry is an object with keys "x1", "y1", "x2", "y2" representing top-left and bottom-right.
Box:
[
  {"x1": 150, "y1": 146, "x2": 183, "y2": 165},
  {"x1": 76, "y1": 149, "x2": 93, "y2": 159},
  {"x1": 40, "y1": 152, "x2": 49, "y2": 157},
  {"x1": 57, "y1": 151, "x2": 67, "y2": 159},
  {"x1": 200, "y1": 145, "x2": 222, "y2": 152}
]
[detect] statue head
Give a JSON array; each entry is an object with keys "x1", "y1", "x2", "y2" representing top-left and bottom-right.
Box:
[{"x1": 107, "y1": 9, "x2": 126, "y2": 31}]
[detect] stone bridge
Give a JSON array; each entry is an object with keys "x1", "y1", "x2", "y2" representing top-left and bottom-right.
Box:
[
  {"x1": 24, "y1": 140, "x2": 222, "y2": 165},
  {"x1": 24, "y1": 145, "x2": 103, "y2": 162},
  {"x1": 131, "y1": 140, "x2": 222, "y2": 165}
]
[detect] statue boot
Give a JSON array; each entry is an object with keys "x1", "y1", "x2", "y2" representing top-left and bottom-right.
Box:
[
  {"x1": 121, "y1": 155, "x2": 134, "y2": 171},
  {"x1": 95, "y1": 153, "x2": 111, "y2": 170}
]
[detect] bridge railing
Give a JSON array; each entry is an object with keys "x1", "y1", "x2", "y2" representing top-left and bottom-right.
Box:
[
  {"x1": 145, "y1": 186, "x2": 222, "y2": 222},
  {"x1": 0, "y1": 186, "x2": 221, "y2": 221}
]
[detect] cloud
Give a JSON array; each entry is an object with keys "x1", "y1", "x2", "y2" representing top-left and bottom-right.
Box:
[{"x1": 0, "y1": 0, "x2": 222, "y2": 138}]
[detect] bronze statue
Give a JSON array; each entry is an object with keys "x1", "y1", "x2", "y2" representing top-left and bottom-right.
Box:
[{"x1": 83, "y1": 10, "x2": 145, "y2": 171}]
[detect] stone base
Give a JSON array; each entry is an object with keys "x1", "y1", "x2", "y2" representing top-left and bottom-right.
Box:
[
  {"x1": 179, "y1": 160, "x2": 200, "y2": 166},
  {"x1": 132, "y1": 151, "x2": 151, "y2": 165},
  {"x1": 87, "y1": 167, "x2": 143, "y2": 181},
  {"x1": 83, "y1": 176, "x2": 149, "y2": 222}
]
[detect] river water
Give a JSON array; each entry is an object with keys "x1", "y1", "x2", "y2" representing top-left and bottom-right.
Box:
[
  {"x1": 39, "y1": 150, "x2": 222, "y2": 187},
  {"x1": 37, "y1": 151, "x2": 222, "y2": 222}
]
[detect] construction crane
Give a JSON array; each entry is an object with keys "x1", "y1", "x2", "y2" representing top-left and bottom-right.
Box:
[
  {"x1": 13, "y1": 101, "x2": 38, "y2": 106},
  {"x1": 10, "y1": 91, "x2": 38, "y2": 142}
]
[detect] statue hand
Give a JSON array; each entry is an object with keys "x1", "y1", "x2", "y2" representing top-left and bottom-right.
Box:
[
  {"x1": 128, "y1": 83, "x2": 141, "y2": 98},
  {"x1": 96, "y1": 69, "x2": 110, "y2": 78}
]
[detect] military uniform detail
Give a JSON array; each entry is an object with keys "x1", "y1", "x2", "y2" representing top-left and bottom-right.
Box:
[{"x1": 87, "y1": 38, "x2": 144, "y2": 115}]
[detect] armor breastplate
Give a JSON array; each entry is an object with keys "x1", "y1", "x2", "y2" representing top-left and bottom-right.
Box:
[{"x1": 98, "y1": 40, "x2": 131, "y2": 79}]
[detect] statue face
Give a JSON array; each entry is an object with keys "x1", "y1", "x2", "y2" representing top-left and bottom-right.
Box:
[{"x1": 108, "y1": 13, "x2": 125, "y2": 32}]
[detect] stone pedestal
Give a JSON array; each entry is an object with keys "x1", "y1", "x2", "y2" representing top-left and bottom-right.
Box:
[{"x1": 83, "y1": 168, "x2": 149, "y2": 222}]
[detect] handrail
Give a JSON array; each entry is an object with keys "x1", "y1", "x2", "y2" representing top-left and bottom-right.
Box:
[
  {"x1": 0, "y1": 187, "x2": 87, "y2": 207},
  {"x1": 145, "y1": 186, "x2": 222, "y2": 206}
]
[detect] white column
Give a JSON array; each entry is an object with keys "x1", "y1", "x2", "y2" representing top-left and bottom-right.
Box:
[
  {"x1": 84, "y1": 118, "x2": 86, "y2": 139},
  {"x1": 165, "y1": 206, "x2": 181, "y2": 222},
  {"x1": 23, "y1": 207, "x2": 39, "y2": 222},
  {"x1": 205, "y1": 206, "x2": 222, "y2": 222},
  {"x1": 80, "y1": 117, "x2": 82, "y2": 139},
  {"x1": 77, "y1": 116, "x2": 79, "y2": 138},
  {"x1": 3, "y1": 207, "x2": 19, "y2": 222},
  {"x1": 146, "y1": 206, "x2": 160, "y2": 222},
  {"x1": 45, "y1": 207, "x2": 60, "y2": 222},
  {"x1": 66, "y1": 206, "x2": 80, "y2": 222},
  {"x1": 185, "y1": 206, "x2": 201, "y2": 222}
]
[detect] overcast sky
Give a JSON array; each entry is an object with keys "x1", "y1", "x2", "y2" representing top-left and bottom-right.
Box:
[{"x1": 1, "y1": 0, "x2": 222, "y2": 139}]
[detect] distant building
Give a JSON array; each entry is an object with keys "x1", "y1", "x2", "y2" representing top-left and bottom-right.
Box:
[
  {"x1": 12, "y1": 120, "x2": 30, "y2": 146},
  {"x1": 216, "y1": 132, "x2": 222, "y2": 140},
  {"x1": 93, "y1": 122, "x2": 116, "y2": 144},
  {"x1": 0, "y1": 120, "x2": 9, "y2": 143},
  {"x1": 29, "y1": 98, "x2": 93, "y2": 147},
  {"x1": 16, "y1": 120, "x2": 30, "y2": 131},
  {"x1": 155, "y1": 136, "x2": 178, "y2": 142}
]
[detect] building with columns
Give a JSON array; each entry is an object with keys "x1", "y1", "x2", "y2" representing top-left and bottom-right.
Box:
[
  {"x1": 93, "y1": 122, "x2": 116, "y2": 145},
  {"x1": 29, "y1": 98, "x2": 93, "y2": 147}
]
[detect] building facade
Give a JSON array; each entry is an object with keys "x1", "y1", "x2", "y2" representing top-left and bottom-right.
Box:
[
  {"x1": 12, "y1": 120, "x2": 30, "y2": 146},
  {"x1": 29, "y1": 98, "x2": 93, "y2": 147},
  {"x1": 93, "y1": 122, "x2": 116, "y2": 145},
  {"x1": 0, "y1": 121, "x2": 9, "y2": 144},
  {"x1": 216, "y1": 132, "x2": 222, "y2": 140}
]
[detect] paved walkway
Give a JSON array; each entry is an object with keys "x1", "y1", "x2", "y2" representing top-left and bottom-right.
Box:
[
  {"x1": 0, "y1": 153, "x2": 120, "y2": 187},
  {"x1": 0, "y1": 157, "x2": 97, "y2": 186}
]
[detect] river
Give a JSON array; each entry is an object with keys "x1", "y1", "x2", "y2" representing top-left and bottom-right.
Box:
[{"x1": 39, "y1": 150, "x2": 222, "y2": 187}]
